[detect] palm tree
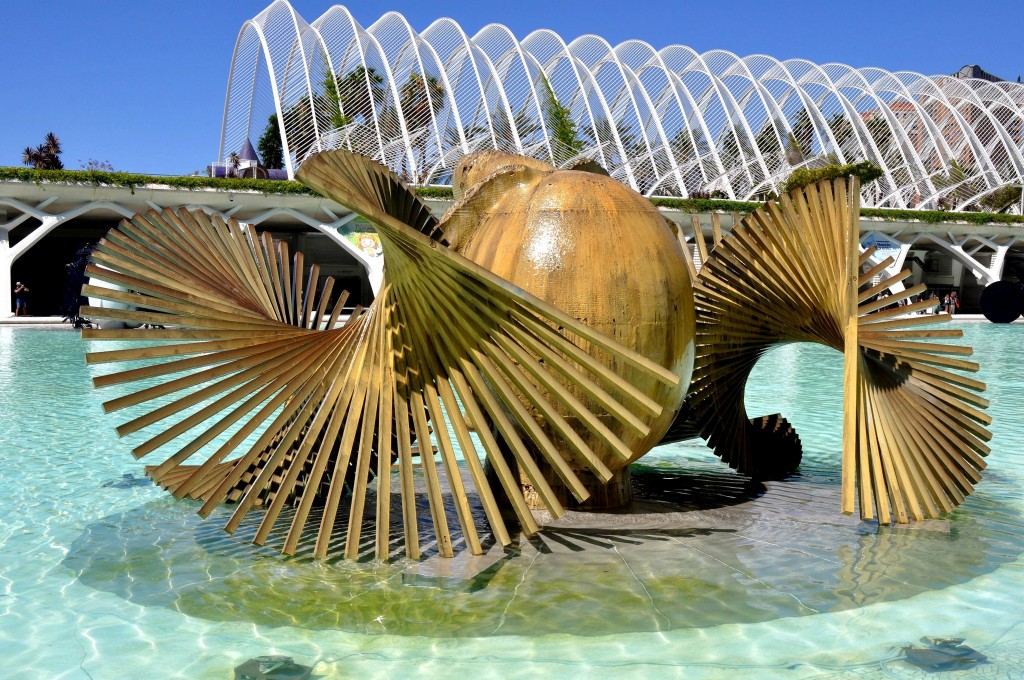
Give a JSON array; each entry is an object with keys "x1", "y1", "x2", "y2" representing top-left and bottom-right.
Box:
[
  {"x1": 491, "y1": 108, "x2": 542, "y2": 150},
  {"x1": 22, "y1": 132, "x2": 63, "y2": 169},
  {"x1": 932, "y1": 158, "x2": 984, "y2": 209},
  {"x1": 399, "y1": 72, "x2": 445, "y2": 182},
  {"x1": 333, "y1": 66, "x2": 385, "y2": 124},
  {"x1": 583, "y1": 117, "x2": 637, "y2": 165}
]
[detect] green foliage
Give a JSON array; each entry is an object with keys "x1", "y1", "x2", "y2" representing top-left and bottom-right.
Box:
[
  {"x1": 397, "y1": 71, "x2": 446, "y2": 183},
  {"x1": 257, "y1": 113, "x2": 284, "y2": 170},
  {"x1": 864, "y1": 114, "x2": 895, "y2": 162},
  {"x1": 930, "y1": 158, "x2": 977, "y2": 208},
  {"x1": 414, "y1": 186, "x2": 454, "y2": 199},
  {"x1": 541, "y1": 76, "x2": 583, "y2": 165},
  {"x1": 0, "y1": 166, "x2": 457, "y2": 200},
  {"x1": 0, "y1": 167, "x2": 318, "y2": 195},
  {"x1": 4, "y1": 166, "x2": 1022, "y2": 227},
  {"x1": 979, "y1": 184, "x2": 1024, "y2": 213},
  {"x1": 334, "y1": 66, "x2": 384, "y2": 123},
  {"x1": 783, "y1": 161, "x2": 884, "y2": 194},
  {"x1": 652, "y1": 194, "x2": 1024, "y2": 226},
  {"x1": 651, "y1": 197, "x2": 762, "y2": 214},
  {"x1": 860, "y1": 207, "x2": 1024, "y2": 226},
  {"x1": 322, "y1": 72, "x2": 353, "y2": 129},
  {"x1": 754, "y1": 122, "x2": 783, "y2": 159}
]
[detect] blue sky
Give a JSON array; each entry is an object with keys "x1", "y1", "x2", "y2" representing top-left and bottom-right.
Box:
[{"x1": 1, "y1": 0, "x2": 1019, "y2": 175}]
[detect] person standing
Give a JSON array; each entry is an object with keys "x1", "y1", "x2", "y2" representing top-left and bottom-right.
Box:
[
  {"x1": 950, "y1": 291, "x2": 960, "y2": 317},
  {"x1": 13, "y1": 281, "x2": 29, "y2": 316}
]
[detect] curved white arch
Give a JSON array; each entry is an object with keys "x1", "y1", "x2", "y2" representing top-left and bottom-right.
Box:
[{"x1": 219, "y1": 3, "x2": 1024, "y2": 210}]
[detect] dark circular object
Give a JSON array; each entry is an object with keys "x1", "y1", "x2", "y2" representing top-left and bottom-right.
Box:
[{"x1": 979, "y1": 280, "x2": 1023, "y2": 323}]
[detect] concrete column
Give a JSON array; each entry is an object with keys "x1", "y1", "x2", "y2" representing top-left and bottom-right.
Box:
[
  {"x1": 0, "y1": 227, "x2": 10, "y2": 317},
  {"x1": 884, "y1": 244, "x2": 912, "y2": 294},
  {"x1": 0, "y1": 216, "x2": 65, "y2": 316},
  {"x1": 947, "y1": 243, "x2": 1002, "y2": 286},
  {"x1": 312, "y1": 222, "x2": 384, "y2": 296},
  {"x1": 365, "y1": 259, "x2": 384, "y2": 295},
  {"x1": 989, "y1": 245, "x2": 1011, "y2": 283}
]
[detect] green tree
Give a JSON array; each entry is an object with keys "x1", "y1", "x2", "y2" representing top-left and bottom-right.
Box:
[
  {"x1": 668, "y1": 126, "x2": 714, "y2": 195},
  {"x1": 491, "y1": 108, "x2": 542, "y2": 148},
  {"x1": 257, "y1": 113, "x2": 284, "y2": 170},
  {"x1": 22, "y1": 132, "x2": 63, "y2": 170},
  {"x1": 755, "y1": 121, "x2": 784, "y2": 162},
  {"x1": 932, "y1": 158, "x2": 986, "y2": 209},
  {"x1": 279, "y1": 97, "x2": 322, "y2": 164},
  {"x1": 332, "y1": 66, "x2": 384, "y2": 124},
  {"x1": 864, "y1": 113, "x2": 896, "y2": 164},
  {"x1": 978, "y1": 184, "x2": 1024, "y2": 213},
  {"x1": 322, "y1": 72, "x2": 353, "y2": 129},
  {"x1": 540, "y1": 76, "x2": 583, "y2": 166},
  {"x1": 583, "y1": 117, "x2": 638, "y2": 165},
  {"x1": 399, "y1": 71, "x2": 446, "y2": 182},
  {"x1": 670, "y1": 125, "x2": 710, "y2": 163},
  {"x1": 720, "y1": 124, "x2": 756, "y2": 169},
  {"x1": 826, "y1": 112, "x2": 858, "y2": 160},
  {"x1": 399, "y1": 72, "x2": 444, "y2": 128}
]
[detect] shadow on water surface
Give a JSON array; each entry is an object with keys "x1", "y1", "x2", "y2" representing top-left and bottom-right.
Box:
[{"x1": 62, "y1": 458, "x2": 1024, "y2": 638}]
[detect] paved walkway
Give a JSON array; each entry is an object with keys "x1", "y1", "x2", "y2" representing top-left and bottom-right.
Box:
[{"x1": 0, "y1": 316, "x2": 70, "y2": 326}]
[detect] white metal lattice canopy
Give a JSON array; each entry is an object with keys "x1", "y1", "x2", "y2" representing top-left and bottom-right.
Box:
[{"x1": 220, "y1": 2, "x2": 1024, "y2": 211}]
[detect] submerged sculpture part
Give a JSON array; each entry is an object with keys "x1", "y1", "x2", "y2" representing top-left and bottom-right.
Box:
[{"x1": 81, "y1": 152, "x2": 990, "y2": 562}]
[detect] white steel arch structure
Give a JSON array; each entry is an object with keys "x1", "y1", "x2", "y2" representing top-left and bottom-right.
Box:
[{"x1": 220, "y1": 1, "x2": 1024, "y2": 209}]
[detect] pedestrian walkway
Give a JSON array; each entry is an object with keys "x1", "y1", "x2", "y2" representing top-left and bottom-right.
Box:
[{"x1": 0, "y1": 316, "x2": 69, "y2": 326}]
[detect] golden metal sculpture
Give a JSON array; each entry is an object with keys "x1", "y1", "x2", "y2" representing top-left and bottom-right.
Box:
[
  {"x1": 678, "y1": 177, "x2": 990, "y2": 523},
  {"x1": 408, "y1": 151, "x2": 696, "y2": 506},
  {"x1": 80, "y1": 150, "x2": 687, "y2": 559},
  {"x1": 80, "y1": 153, "x2": 990, "y2": 562}
]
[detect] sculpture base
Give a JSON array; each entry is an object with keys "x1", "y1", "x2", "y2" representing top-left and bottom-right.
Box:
[{"x1": 519, "y1": 463, "x2": 632, "y2": 510}]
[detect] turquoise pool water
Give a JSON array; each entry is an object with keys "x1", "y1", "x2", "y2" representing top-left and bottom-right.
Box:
[{"x1": 1, "y1": 324, "x2": 1022, "y2": 678}]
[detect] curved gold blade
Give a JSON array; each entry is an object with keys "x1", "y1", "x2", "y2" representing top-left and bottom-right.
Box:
[
  {"x1": 682, "y1": 177, "x2": 989, "y2": 523},
  {"x1": 82, "y1": 152, "x2": 680, "y2": 559}
]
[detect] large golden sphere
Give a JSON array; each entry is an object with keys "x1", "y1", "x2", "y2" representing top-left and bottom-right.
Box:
[{"x1": 445, "y1": 152, "x2": 696, "y2": 470}]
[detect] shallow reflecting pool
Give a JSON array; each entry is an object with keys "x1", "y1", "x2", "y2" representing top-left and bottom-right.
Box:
[{"x1": 1, "y1": 324, "x2": 1022, "y2": 677}]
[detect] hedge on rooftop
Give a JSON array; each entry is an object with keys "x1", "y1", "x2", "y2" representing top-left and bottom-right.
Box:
[{"x1": 3, "y1": 166, "x2": 1022, "y2": 227}]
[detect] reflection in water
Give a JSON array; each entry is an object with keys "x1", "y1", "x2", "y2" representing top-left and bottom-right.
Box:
[
  {"x1": 4, "y1": 324, "x2": 1022, "y2": 676},
  {"x1": 64, "y1": 454, "x2": 1024, "y2": 638}
]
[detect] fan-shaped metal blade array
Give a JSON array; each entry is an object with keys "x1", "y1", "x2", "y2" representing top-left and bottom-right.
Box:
[
  {"x1": 682, "y1": 177, "x2": 990, "y2": 523},
  {"x1": 81, "y1": 151, "x2": 679, "y2": 559}
]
